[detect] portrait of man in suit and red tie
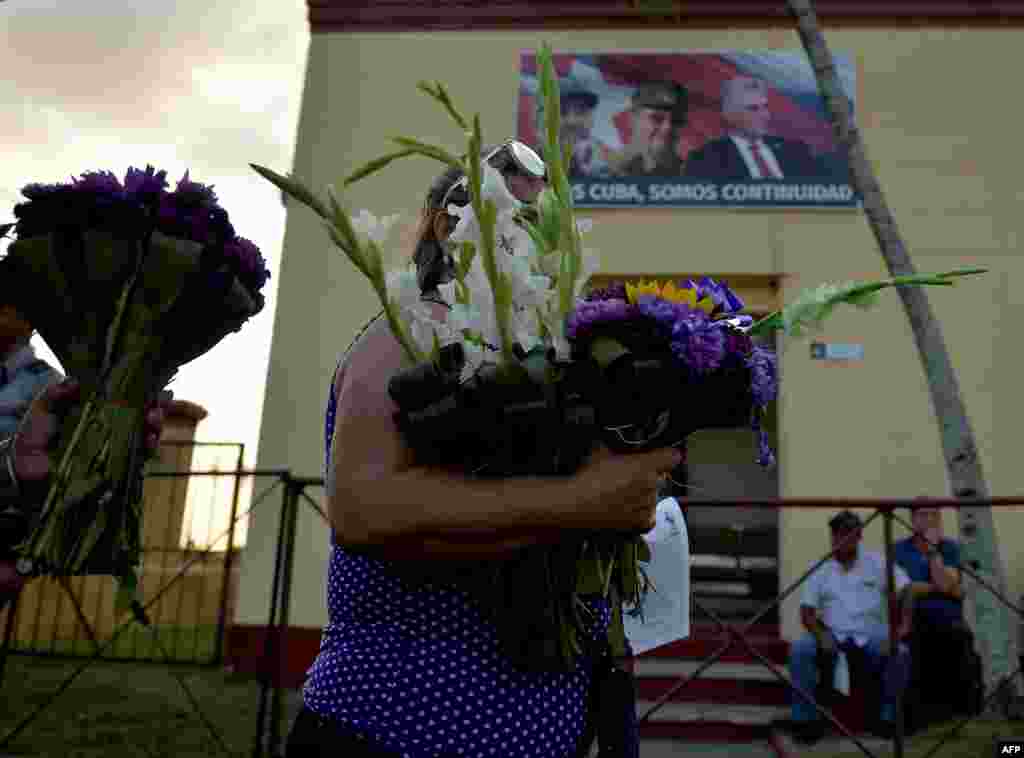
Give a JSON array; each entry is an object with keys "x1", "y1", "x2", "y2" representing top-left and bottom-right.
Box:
[{"x1": 685, "y1": 76, "x2": 825, "y2": 180}]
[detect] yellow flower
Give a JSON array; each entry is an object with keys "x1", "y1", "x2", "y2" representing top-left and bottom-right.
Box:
[
  {"x1": 624, "y1": 279, "x2": 719, "y2": 314},
  {"x1": 625, "y1": 280, "x2": 662, "y2": 304},
  {"x1": 694, "y1": 294, "x2": 716, "y2": 315},
  {"x1": 659, "y1": 281, "x2": 697, "y2": 309}
]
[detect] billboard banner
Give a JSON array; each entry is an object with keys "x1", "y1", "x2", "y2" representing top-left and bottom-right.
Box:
[{"x1": 517, "y1": 50, "x2": 859, "y2": 209}]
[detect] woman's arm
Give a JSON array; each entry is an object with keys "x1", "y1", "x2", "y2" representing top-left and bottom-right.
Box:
[{"x1": 327, "y1": 318, "x2": 676, "y2": 550}]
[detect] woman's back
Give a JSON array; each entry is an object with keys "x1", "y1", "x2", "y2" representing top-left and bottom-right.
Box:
[{"x1": 304, "y1": 313, "x2": 610, "y2": 758}]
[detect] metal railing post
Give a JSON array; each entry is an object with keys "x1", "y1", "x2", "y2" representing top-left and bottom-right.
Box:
[
  {"x1": 268, "y1": 476, "x2": 302, "y2": 758},
  {"x1": 253, "y1": 473, "x2": 293, "y2": 758},
  {"x1": 212, "y1": 442, "x2": 245, "y2": 666},
  {"x1": 883, "y1": 507, "x2": 905, "y2": 758}
]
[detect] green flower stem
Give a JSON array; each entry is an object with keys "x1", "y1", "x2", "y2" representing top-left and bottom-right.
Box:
[
  {"x1": 465, "y1": 118, "x2": 517, "y2": 370},
  {"x1": 749, "y1": 268, "x2": 988, "y2": 337}
]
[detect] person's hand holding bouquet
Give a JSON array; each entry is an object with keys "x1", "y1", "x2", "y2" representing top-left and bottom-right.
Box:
[
  {"x1": 11, "y1": 380, "x2": 173, "y2": 486},
  {"x1": 573, "y1": 444, "x2": 683, "y2": 534},
  {"x1": 1, "y1": 381, "x2": 172, "y2": 597}
]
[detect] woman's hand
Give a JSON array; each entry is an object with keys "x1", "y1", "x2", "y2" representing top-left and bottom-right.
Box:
[
  {"x1": 573, "y1": 445, "x2": 683, "y2": 533},
  {"x1": 12, "y1": 380, "x2": 173, "y2": 484}
]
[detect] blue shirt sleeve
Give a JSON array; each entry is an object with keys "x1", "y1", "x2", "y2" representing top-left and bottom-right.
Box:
[
  {"x1": 941, "y1": 539, "x2": 961, "y2": 569},
  {"x1": 893, "y1": 538, "x2": 913, "y2": 574}
]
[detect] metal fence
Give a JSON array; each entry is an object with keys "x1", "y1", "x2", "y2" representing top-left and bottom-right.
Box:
[
  {"x1": 2, "y1": 464, "x2": 1023, "y2": 758},
  {"x1": 2, "y1": 441, "x2": 245, "y2": 667}
]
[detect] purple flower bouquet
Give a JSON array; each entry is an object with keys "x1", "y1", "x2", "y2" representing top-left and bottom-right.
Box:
[
  {"x1": 568, "y1": 277, "x2": 778, "y2": 466},
  {"x1": 0, "y1": 167, "x2": 269, "y2": 603}
]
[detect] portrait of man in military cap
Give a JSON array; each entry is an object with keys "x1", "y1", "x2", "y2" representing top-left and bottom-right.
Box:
[
  {"x1": 534, "y1": 76, "x2": 614, "y2": 178},
  {"x1": 610, "y1": 81, "x2": 690, "y2": 177}
]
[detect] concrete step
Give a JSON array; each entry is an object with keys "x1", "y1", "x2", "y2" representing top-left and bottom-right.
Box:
[
  {"x1": 636, "y1": 700, "x2": 790, "y2": 743},
  {"x1": 635, "y1": 659, "x2": 787, "y2": 682},
  {"x1": 636, "y1": 676, "x2": 788, "y2": 706},
  {"x1": 640, "y1": 633, "x2": 789, "y2": 664}
]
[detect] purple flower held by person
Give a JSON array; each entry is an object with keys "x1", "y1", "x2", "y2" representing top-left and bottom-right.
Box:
[
  {"x1": 72, "y1": 170, "x2": 125, "y2": 196},
  {"x1": 756, "y1": 427, "x2": 776, "y2": 467},
  {"x1": 746, "y1": 345, "x2": 778, "y2": 408},
  {"x1": 123, "y1": 165, "x2": 169, "y2": 199},
  {"x1": 669, "y1": 311, "x2": 726, "y2": 374},
  {"x1": 173, "y1": 170, "x2": 220, "y2": 209},
  {"x1": 693, "y1": 276, "x2": 745, "y2": 317},
  {"x1": 566, "y1": 299, "x2": 638, "y2": 340},
  {"x1": 21, "y1": 182, "x2": 70, "y2": 200},
  {"x1": 225, "y1": 236, "x2": 271, "y2": 289},
  {"x1": 636, "y1": 296, "x2": 687, "y2": 336},
  {"x1": 585, "y1": 282, "x2": 628, "y2": 302}
]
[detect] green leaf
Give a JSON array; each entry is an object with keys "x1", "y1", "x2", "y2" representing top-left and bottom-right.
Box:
[
  {"x1": 250, "y1": 164, "x2": 329, "y2": 219},
  {"x1": 417, "y1": 80, "x2": 469, "y2": 131},
  {"x1": 537, "y1": 44, "x2": 574, "y2": 207},
  {"x1": 389, "y1": 137, "x2": 462, "y2": 169},
  {"x1": 748, "y1": 268, "x2": 987, "y2": 338},
  {"x1": 345, "y1": 149, "x2": 418, "y2": 187},
  {"x1": 457, "y1": 241, "x2": 476, "y2": 280},
  {"x1": 536, "y1": 188, "x2": 562, "y2": 251}
]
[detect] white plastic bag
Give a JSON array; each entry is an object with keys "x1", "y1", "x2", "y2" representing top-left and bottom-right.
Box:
[
  {"x1": 833, "y1": 650, "x2": 851, "y2": 696},
  {"x1": 623, "y1": 497, "x2": 691, "y2": 654}
]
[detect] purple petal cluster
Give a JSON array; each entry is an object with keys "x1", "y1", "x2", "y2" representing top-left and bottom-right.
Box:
[
  {"x1": 123, "y1": 165, "x2": 169, "y2": 199},
  {"x1": 173, "y1": 170, "x2": 219, "y2": 209},
  {"x1": 724, "y1": 329, "x2": 754, "y2": 357},
  {"x1": 21, "y1": 182, "x2": 70, "y2": 200},
  {"x1": 566, "y1": 298, "x2": 638, "y2": 339},
  {"x1": 636, "y1": 295, "x2": 687, "y2": 335},
  {"x1": 584, "y1": 282, "x2": 628, "y2": 302},
  {"x1": 224, "y1": 237, "x2": 272, "y2": 290},
  {"x1": 756, "y1": 427, "x2": 776, "y2": 467},
  {"x1": 689, "y1": 276, "x2": 745, "y2": 316},
  {"x1": 10, "y1": 166, "x2": 268, "y2": 294},
  {"x1": 746, "y1": 345, "x2": 778, "y2": 408},
  {"x1": 72, "y1": 170, "x2": 125, "y2": 195},
  {"x1": 669, "y1": 311, "x2": 727, "y2": 374}
]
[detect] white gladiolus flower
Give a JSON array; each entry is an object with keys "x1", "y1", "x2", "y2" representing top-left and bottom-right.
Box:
[
  {"x1": 448, "y1": 302, "x2": 483, "y2": 334},
  {"x1": 351, "y1": 209, "x2": 400, "y2": 244},
  {"x1": 447, "y1": 203, "x2": 481, "y2": 246},
  {"x1": 480, "y1": 164, "x2": 522, "y2": 212},
  {"x1": 437, "y1": 280, "x2": 459, "y2": 307}
]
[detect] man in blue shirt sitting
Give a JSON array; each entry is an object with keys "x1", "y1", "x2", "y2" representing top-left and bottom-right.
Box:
[
  {"x1": 893, "y1": 503, "x2": 963, "y2": 627},
  {"x1": 893, "y1": 502, "x2": 981, "y2": 727}
]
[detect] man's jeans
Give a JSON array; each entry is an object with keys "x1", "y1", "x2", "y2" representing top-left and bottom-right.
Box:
[{"x1": 788, "y1": 626, "x2": 911, "y2": 724}]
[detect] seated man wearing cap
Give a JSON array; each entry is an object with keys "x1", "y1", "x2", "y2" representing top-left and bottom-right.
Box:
[
  {"x1": 773, "y1": 510, "x2": 913, "y2": 745},
  {"x1": 609, "y1": 82, "x2": 689, "y2": 177}
]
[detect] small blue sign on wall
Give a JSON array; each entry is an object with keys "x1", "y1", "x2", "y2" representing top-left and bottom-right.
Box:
[{"x1": 810, "y1": 342, "x2": 864, "y2": 361}]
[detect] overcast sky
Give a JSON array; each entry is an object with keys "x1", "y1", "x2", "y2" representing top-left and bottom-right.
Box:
[{"x1": 2, "y1": 0, "x2": 310, "y2": 545}]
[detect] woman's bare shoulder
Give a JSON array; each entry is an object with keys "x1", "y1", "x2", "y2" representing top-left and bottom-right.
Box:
[{"x1": 334, "y1": 315, "x2": 403, "y2": 409}]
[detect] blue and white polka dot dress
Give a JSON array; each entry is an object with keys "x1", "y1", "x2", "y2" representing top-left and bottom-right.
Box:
[{"x1": 303, "y1": 344, "x2": 610, "y2": 758}]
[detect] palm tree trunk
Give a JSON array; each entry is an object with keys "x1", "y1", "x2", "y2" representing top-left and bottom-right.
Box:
[{"x1": 786, "y1": 0, "x2": 1020, "y2": 711}]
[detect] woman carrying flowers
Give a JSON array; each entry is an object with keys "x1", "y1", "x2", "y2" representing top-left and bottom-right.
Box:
[{"x1": 284, "y1": 149, "x2": 680, "y2": 758}]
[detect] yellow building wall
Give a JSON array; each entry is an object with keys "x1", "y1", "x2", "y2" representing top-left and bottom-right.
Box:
[{"x1": 240, "y1": 25, "x2": 1024, "y2": 642}]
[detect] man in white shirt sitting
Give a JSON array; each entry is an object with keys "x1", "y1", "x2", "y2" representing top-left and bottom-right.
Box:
[{"x1": 773, "y1": 510, "x2": 913, "y2": 744}]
